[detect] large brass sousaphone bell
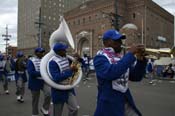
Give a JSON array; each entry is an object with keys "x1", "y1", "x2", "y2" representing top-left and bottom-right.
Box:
[{"x1": 40, "y1": 16, "x2": 82, "y2": 90}]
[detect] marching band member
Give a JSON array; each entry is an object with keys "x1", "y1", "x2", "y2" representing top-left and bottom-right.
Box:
[
  {"x1": 93, "y1": 29, "x2": 147, "y2": 116},
  {"x1": 15, "y1": 51, "x2": 27, "y2": 102},
  {"x1": 48, "y1": 43, "x2": 79, "y2": 116},
  {"x1": 27, "y1": 47, "x2": 51, "y2": 116},
  {"x1": 0, "y1": 54, "x2": 9, "y2": 94}
]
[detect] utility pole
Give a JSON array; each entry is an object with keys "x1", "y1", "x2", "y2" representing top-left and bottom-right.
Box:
[
  {"x1": 136, "y1": 12, "x2": 144, "y2": 44},
  {"x1": 35, "y1": 7, "x2": 44, "y2": 48},
  {"x1": 2, "y1": 25, "x2": 11, "y2": 56},
  {"x1": 114, "y1": 0, "x2": 119, "y2": 30},
  {"x1": 100, "y1": 0, "x2": 120, "y2": 30}
]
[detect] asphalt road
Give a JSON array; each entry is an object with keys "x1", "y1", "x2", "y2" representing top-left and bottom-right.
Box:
[{"x1": 0, "y1": 73, "x2": 175, "y2": 116}]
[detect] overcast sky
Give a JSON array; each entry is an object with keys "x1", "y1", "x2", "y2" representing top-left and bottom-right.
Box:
[
  {"x1": 0, "y1": 0, "x2": 174, "y2": 53},
  {"x1": 0, "y1": 0, "x2": 17, "y2": 53}
]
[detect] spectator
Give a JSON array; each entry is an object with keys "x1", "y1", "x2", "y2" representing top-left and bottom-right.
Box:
[
  {"x1": 146, "y1": 59, "x2": 154, "y2": 84},
  {"x1": 82, "y1": 54, "x2": 90, "y2": 78},
  {"x1": 163, "y1": 63, "x2": 174, "y2": 78}
]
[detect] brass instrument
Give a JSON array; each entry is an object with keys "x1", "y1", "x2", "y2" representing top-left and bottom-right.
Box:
[
  {"x1": 121, "y1": 45, "x2": 174, "y2": 59},
  {"x1": 120, "y1": 23, "x2": 175, "y2": 59},
  {"x1": 69, "y1": 60, "x2": 81, "y2": 84},
  {"x1": 58, "y1": 56, "x2": 81, "y2": 85},
  {"x1": 40, "y1": 16, "x2": 82, "y2": 90}
]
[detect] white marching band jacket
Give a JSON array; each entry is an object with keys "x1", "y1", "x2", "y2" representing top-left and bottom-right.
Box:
[{"x1": 30, "y1": 57, "x2": 42, "y2": 79}]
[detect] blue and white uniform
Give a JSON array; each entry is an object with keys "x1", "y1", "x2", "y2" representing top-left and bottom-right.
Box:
[
  {"x1": 48, "y1": 55, "x2": 74, "y2": 103},
  {"x1": 15, "y1": 53, "x2": 27, "y2": 102},
  {"x1": 28, "y1": 56, "x2": 44, "y2": 90},
  {"x1": 94, "y1": 47, "x2": 147, "y2": 116},
  {"x1": 27, "y1": 55, "x2": 51, "y2": 116},
  {"x1": 0, "y1": 56, "x2": 9, "y2": 93},
  {"x1": 0, "y1": 57, "x2": 6, "y2": 77},
  {"x1": 48, "y1": 53, "x2": 79, "y2": 116}
]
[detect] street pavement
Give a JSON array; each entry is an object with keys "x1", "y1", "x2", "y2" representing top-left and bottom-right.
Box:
[{"x1": 0, "y1": 73, "x2": 175, "y2": 116}]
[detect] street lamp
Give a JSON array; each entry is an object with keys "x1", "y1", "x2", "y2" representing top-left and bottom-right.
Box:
[{"x1": 136, "y1": 12, "x2": 144, "y2": 44}]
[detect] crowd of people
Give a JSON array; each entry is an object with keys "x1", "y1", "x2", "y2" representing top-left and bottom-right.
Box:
[
  {"x1": 146, "y1": 58, "x2": 175, "y2": 84},
  {"x1": 0, "y1": 46, "x2": 93, "y2": 116},
  {"x1": 0, "y1": 29, "x2": 150, "y2": 116}
]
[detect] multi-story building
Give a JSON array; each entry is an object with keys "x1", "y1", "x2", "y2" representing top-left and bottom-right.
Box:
[
  {"x1": 18, "y1": 0, "x2": 40, "y2": 55},
  {"x1": 18, "y1": 0, "x2": 174, "y2": 57},
  {"x1": 18, "y1": 0, "x2": 89, "y2": 55},
  {"x1": 64, "y1": 0, "x2": 174, "y2": 57},
  {"x1": 18, "y1": 0, "x2": 64, "y2": 55},
  {"x1": 64, "y1": 0, "x2": 83, "y2": 12}
]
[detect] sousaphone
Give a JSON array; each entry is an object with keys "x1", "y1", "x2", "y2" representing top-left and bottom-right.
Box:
[{"x1": 40, "y1": 16, "x2": 82, "y2": 90}]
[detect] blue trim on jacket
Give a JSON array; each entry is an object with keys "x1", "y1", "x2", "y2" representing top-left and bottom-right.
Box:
[
  {"x1": 49, "y1": 60, "x2": 75, "y2": 104},
  {"x1": 27, "y1": 59, "x2": 44, "y2": 91}
]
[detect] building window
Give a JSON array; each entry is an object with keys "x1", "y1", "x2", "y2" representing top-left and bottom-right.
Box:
[
  {"x1": 147, "y1": 27, "x2": 149, "y2": 31},
  {"x1": 78, "y1": 19, "x2": 80, "y2": 25},
  {"x1": 95, "y1": 14, "x2": 97, "y2": 18},
  {"x1": 133, "y1": 13, "x2": 136, "y2": 19},
  {"x1": 89, "y1": 16, "x2": 91, "y2": 21},
  {"x1": 83, "y1": 18, "x2": 85, "y2": 23},
  {"x1": 49, "y1": 32, "x2": 51, "y2": 36}
]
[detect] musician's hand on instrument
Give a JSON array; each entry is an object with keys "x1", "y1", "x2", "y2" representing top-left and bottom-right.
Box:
[
  {"x1": 137, "y1": 44, "x2": 145, "y2": 53},
  {"x1": 128, "y1": 44, "x2": 145, "y2": 55},
  {"x1": 70, "y1": 65, "x2": 78, "y2": 72},
  {"x1": 136, "y1": 53, "x2": 146, "y2": 61},
  {"x1": 135, "y1": 44, "x2": 146, "y2": 61}
]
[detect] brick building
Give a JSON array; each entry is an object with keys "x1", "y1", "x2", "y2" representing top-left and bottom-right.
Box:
[
  {"x1": 7, "y1": 46, "x2": 17, "y2": 57},
  {"x1": 65, "y1": 0, "x2": 174, "y2": 57}
]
